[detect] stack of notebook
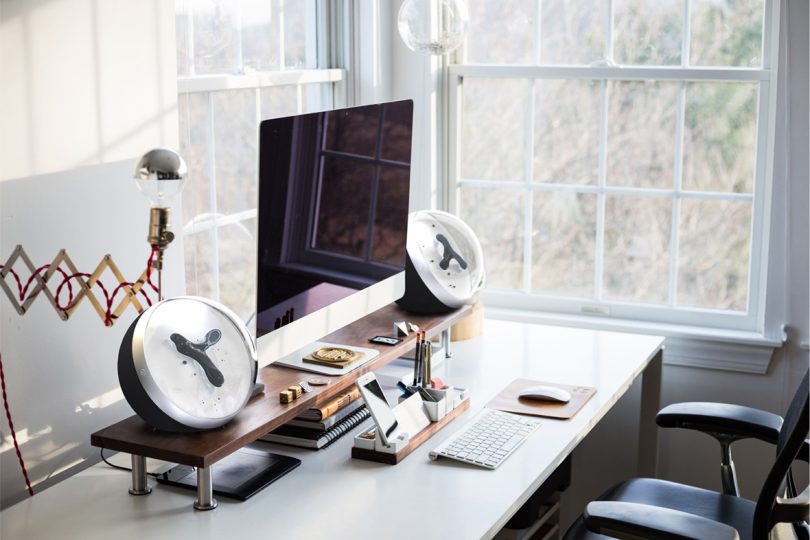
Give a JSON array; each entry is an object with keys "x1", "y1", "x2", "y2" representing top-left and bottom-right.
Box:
[{"x1": 260, "y1": 387, "x2": 370, "y2": 449}]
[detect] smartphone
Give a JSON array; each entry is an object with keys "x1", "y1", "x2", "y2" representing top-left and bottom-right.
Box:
[{"x1": 356, "y1": 372, "x2": 402, "y2": 446}]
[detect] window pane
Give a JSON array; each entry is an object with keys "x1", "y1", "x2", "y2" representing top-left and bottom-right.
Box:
[
  {"x1": 218, "y1": 218, "x2": 258, "y2": 322},
  {"x1": 678, "y1": 200, "x2": 750, "y2": 310},
  {"x1": 325, "y1": 106, "x2": 381, "y2": 157},
  {"x1": 459, "y1": 187, "x2": 524, "y2": 289},
  {"x1": 461, "y1": 78, "x2": 528, "y2": 181},
  {"x1": 682, "y1": 83, "x2": 757, "y2": 193},
  {"x1": 283, "y1": 0, "x2": 307, "y2": 69},
  {"x1": 614, "y1": 0, "x2": 682, "y2": 66},
  {"x1": 260, "y1": 85, "x2": 300, "y2": 119},
  {"x1": 690, "y1": 0, "x2": 763, "y2": 67},
  {"x1": 192, "y1": 0, "x2": 240, "y2": 75},
  {"x1": 372, "y1": 168, "x2": 410, "y2": 266},
  {"x1": 531, "y1": 192, "x2": 597, "y2": 296},
  {"x1": 184, "y1": 230, "x2": 216, "y2": 298},
  {"x1": 212, "y1": 89, "x2": 258, "y2": 215},
  {"x1": 540, "y1": 0, "x2": 606, "y2": 65},
  {"x1": 534, "y1": 80, "x2": 600, "y2": 185},
  {"x1": 606, "y1": 81, "x2": 678, "y2": 188},
  {"x1": 604, "y1": 195, "x2": 671, "y2": 303},
  {"x1": 465, "y1": 0, "x2": 534, "y2": 64},
  {"x1": 176, "y1": 2, "x2": 192, "y2": 77},
  {"x1": 241, "y1": 0, "x2": 279, "y2": 72},
  {"x1": 179, "y1": 93, "x2": 212, "y2": 228},
  {"x1": 314, "y1": 157, "x2": 373, "y2": 258}
]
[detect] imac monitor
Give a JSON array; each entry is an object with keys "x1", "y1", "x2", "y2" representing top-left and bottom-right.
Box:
[{"x1": 256, "y1": 100, "x2": 413, "y2": 367}]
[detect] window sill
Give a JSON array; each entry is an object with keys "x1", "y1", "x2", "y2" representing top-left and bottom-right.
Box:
[{"x1": 484, "y1": 306, "x2": 784, "y2": 374}]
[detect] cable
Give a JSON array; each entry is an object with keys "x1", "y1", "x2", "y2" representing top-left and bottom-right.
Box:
[
  {"x1": 99, "y1": 448, "x2": 169, "y2": 479},
  {"x1": 1, "y1": 247, "x2": 159, "y2": 326},
  {"x1": 0, "y1": 353, "x2": 34, "y2": 496}
]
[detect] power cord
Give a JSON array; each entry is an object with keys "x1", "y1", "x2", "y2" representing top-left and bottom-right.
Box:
[
  {"x1": 0, "y1": 352, "x2": 34, "y2": 496},
  {"x1": 99, "y1": 448, "x2": 165, "y2": 478}
]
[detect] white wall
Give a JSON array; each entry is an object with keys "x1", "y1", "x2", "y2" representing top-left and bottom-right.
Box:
[{"x1": 0, "y1": 0, "x2": 181, "y2": 509}]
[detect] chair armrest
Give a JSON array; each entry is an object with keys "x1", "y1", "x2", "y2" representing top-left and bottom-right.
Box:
[
  {"x1": 657, "y1": 402, "x2": 783, "y2": 443},
  {"x1": 584, "y1": 501, "x2": 740, "y2": 540}
]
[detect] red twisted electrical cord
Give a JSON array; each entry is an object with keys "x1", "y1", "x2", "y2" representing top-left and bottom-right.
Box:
[
  {"x1": 1, "y1": 248, "x2": 159, "y2": 325},
  {"x1": 0, "y1": 353, "x2": 34, "y2": 496}
]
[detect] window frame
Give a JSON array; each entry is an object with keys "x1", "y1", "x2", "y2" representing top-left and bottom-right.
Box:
[
  {"x1": 176, "y1": 0, "x2": 349, "y2": 305},
  {"x1": 445, "y1": 0, "x2": 780, "y2": 334}
]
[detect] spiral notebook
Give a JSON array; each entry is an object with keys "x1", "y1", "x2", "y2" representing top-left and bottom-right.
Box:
[{"x1": 259, "y1": 405, "x2": 371, "y2": 449}]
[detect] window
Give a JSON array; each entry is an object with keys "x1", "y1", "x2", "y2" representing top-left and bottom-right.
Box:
[
  {"x1": 448, "y1": 0, "x2": 776, "y2": 331},
  {"x1": 175, "y1": 0, "x2": 344, "y2": 321}
]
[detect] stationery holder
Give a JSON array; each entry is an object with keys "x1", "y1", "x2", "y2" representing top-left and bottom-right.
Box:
[{"x1": 352, "y1": 387, "x2": 470, "y2": 464}]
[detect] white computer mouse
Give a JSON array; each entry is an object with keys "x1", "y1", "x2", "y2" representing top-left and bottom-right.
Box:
[{"x1": 518, "y1": 385, "x2": 571, "y2": 403}]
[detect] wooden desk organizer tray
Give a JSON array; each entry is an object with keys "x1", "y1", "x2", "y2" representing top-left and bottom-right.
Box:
[{"x1": 351, "y1": 387, "x2": 470, "y2": 465}]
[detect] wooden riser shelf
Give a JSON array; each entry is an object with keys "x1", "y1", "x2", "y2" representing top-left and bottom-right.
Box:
[{"x1": 91, "y1": 304, "x2": 471, "y2": 469}]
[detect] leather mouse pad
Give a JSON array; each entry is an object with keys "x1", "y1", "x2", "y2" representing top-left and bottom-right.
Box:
[{"x1": 487, "y1": 378, "x2": 596, "y2": 419}]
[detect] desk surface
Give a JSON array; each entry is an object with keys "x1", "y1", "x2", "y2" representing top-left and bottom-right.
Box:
[{"x1": 1, "y1": 319, "x2": 663, "y2": 540}]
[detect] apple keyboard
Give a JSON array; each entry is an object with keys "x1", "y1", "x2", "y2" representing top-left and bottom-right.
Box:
[{"x1": 429, "y1": 408, "x2": 541, "y2": 469}]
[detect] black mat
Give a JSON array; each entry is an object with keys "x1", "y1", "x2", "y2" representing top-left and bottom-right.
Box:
[{"x1": 156, "y1": 447, "x2": 301, "y2": 501}]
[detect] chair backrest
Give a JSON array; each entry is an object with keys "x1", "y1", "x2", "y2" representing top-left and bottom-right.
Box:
[{"x1": 753, "y1": 369, "x2": 809, "y2": 539}]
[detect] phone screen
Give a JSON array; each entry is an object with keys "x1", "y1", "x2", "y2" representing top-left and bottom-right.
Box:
[{"x1": 358, "y1": 377, "x2": 400, "y2": 445}]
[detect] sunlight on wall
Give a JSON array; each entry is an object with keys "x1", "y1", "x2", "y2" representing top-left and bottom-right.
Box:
[{"x1": 0, "y1": 0, "x2": 178, "y2": 182}]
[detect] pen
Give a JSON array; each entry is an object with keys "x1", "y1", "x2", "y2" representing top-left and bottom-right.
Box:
[
  {"x1": 420, "y1": 332, "x2": 427, "y2": 386},
  {"x1": 421, "y1": 338, "x2": 428, "y2": 388},
  {"x1": 416, "y1": 332, "x2": 425, "y2": 386},
  {"x1": 412, "y1": 333, "x2": 421, "y2": 386},
  {"x1": 426, "y1": 339, "x2": 432, "y2": 384},
  {"x1": 397, "y1": 381, "x2": 415, "y2": 397}
]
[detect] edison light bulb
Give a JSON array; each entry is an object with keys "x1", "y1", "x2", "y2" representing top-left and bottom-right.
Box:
[
  {"x1": 397, "y1": 0, "x2": 469, "y2": 56},
  {"x1": 134, "y1": 147, "x2": 187, "y2": 208}
]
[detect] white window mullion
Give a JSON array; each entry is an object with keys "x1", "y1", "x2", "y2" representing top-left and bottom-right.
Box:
[
  {"x1": 668, "y1": 82, "x2": 686, "y2": 306},
  {"x1": 594, "y1": 79, "x2": 609, "y2": 301},
  {"x1": 447, "y1": 74, "x2": 462, "y2": 215},
  {"x1": 605, "y1": 0, "x2": 615, "y2": 64},
  {"x1": 534, "y1": 0, "x2": 543, "y2": 64},
  {"x1": 458, "y1": 178, "x2": 753, "y2": 202},
  {"x1": 177, "y1": 70, "x2": 345, "y2": 95},
  {"x1": 682, "y1": 0, "x2": 692, "y2": 67},
  {"x1": 448, "y1": 65, "x2": 770, "y2": 82},
  {"x1": 205, "y1": 92, "x2": 221, "y2": 302},
  {"x1": 523, "y1": 79, "x2": 535, "y2": 293},
  {"x1": 749, "y1": 0, "x2": 780, "y2": 334}
]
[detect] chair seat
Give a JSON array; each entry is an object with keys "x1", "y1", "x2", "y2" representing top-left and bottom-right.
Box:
[{"x1": 563, "y1": 478, "x2": 757, "y2": 540}]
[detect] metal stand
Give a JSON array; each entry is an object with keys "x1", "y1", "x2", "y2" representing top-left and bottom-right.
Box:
[
  {"x1": 441, "y1": 328, "x2": 452, "y2": 358},
  {"x1": 194, "y1": 466, "x2": 218, "y2": 511},
  {"x1": 128, "y1": 455, "x2": 152, "y2": 495}
]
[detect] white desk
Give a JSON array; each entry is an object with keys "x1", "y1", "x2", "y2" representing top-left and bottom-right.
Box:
[{"x1": 1, "y1": 319, "x2": 663, "y2": 540}]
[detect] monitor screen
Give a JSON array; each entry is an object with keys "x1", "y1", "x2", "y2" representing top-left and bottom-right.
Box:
[{"x1": 256, "y1": 100, "x2": 413, "y2": 340}]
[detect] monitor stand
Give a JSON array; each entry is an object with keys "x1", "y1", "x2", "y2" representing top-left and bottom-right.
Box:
[{"x1": 156, "y1": 447, "x2": 300, "y2": 501}]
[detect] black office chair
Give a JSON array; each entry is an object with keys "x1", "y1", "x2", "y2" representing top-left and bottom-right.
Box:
[{"x1": 563, "y1": 370, "x2": 809, "y2": 540}]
